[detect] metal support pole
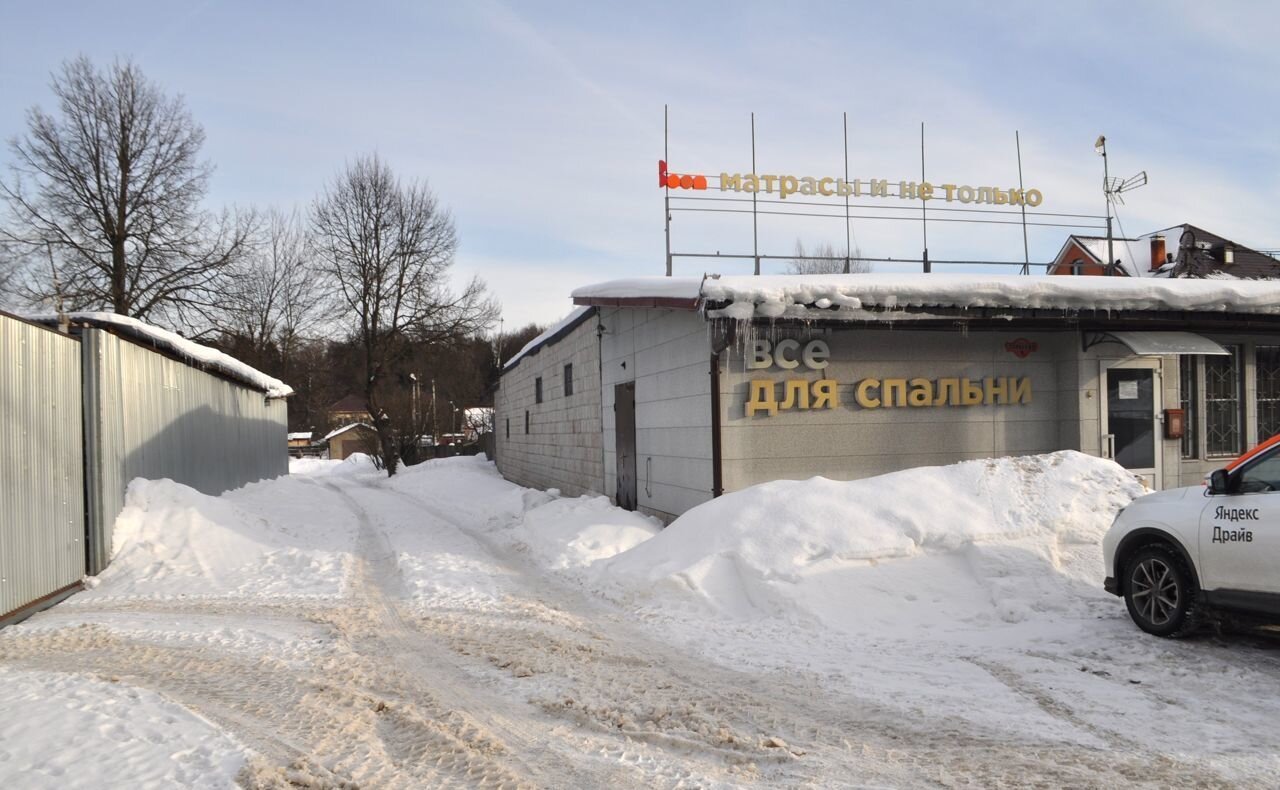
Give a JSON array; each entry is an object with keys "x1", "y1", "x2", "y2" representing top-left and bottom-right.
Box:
[
  {"x1": 843, "y1": 112, "x2": 851, "y2": 274},
  {"x1": 1102, "y1": 138, "x2": 1114, "y2": 276},
  {"x1": 1016, "y1": 130, "x2": 1030, "y2": 275},
  {"x1": 664, "y1": 104, "x2": 672, "y2": 277},
  {"x1": 751, "y1": 112, "x2": 759, "y2": 276},
  {"x1": 920, "y1": 121, "x2": 929, "y2": 273}
]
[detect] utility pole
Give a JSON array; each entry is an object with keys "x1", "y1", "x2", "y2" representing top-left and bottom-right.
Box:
[
  {"x1": 431, "y1": 378, "x2": 438, "y2": 446},
  {"x1": 410, "y1": 373, "x2": 419, "y2": 428}
]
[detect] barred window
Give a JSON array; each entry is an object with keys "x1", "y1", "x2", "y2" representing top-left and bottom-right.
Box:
[
  {"x1": 1205, "y1": 345, "x2": 1243, "y2": 457},
  {"x1": 1179, "y1": 355, "x2": 1198, "y2": 459},
  {"x1": 564, "y1": 363, "x2": 574, "y2": 397},
  {"x1": 1257, "y1": 345, "x2": 1280, "y2": 443}
]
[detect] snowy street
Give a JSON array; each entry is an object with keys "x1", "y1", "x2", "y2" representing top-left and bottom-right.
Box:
[{"x1": 3, "y1": 454, "x2": 1280, "y2": 788}]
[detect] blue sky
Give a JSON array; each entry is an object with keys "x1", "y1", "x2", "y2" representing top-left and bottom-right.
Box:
[{"x1": 3, "y1": 1, "x2": 1279, "y2": 327}]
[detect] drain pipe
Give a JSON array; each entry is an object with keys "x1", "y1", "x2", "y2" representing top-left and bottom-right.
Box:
[{"x1": 709, "y1": 319, "x2": 735, "y2": 498}]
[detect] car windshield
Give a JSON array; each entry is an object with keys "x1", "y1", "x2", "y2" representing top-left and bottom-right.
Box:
[{"x1": 1238, "y1": 449, "x2": 1280, "y2": 493}]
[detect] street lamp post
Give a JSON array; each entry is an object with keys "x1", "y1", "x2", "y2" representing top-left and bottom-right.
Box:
[{"x1": 1095, "y1": 135, "x2": 1114, "y2": 275}]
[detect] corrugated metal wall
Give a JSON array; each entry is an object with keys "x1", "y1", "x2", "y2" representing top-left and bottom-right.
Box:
[
  {"x1": 82, "y1": 328, "x2": 288, "y2": 573},
  {"x1": 0, "y1": 315, "x2": 84, "y2": 620}
]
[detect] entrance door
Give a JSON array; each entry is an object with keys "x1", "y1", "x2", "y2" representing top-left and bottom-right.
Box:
[
  {"x1": 614, "y1": 382, "x2": 637, "y2": 511},
  {"x1": 1101, "y1": 360, "x2": 1162, "y2": 488}
]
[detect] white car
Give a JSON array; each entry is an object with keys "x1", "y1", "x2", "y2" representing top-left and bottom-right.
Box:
[{"x1": 1103, "y1": 437, "x2": 1280, "y2": 637}]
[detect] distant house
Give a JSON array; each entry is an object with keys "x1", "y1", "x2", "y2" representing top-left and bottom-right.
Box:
[
  {"x1": 324, "y1": 422, "x2": 377, "y2": 461},
  {"x1": 1048, "y1": 223, "x2": 1280, "y2": 279},
  {"x1": 327, "y1": 394, "x2": 371, "y2": 426},
  {"x1": 462, "y1": 407, "x2": 493, "y2": 443}
]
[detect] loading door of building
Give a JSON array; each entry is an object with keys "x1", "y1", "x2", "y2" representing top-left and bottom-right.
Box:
[
  {"x1": 614, "y1": 381, "x2": 637, "y2": 511},
  {"x1": 1101, "y1": 360, "x2": 1162, "y2": 489}
]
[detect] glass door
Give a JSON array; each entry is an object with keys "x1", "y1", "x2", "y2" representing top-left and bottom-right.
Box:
[{"x1": 1102, "y1": 360, "x2": 1162, "y2": 488}]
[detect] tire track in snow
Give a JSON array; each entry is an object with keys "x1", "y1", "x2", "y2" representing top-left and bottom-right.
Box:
[
  {"x1": 369, "y1": 479, "x2": 1250, "y2": 789},
  {"x1": 315, "y1": 479, "x2": 644, "y2": 788}
]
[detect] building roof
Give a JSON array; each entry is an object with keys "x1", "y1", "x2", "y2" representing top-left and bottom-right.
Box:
[
  {"x1": 1159, "y1": 223, "x2": 1280, "y2": 279},
  {"x1": 322, "y1": 422, "x2": 374, "y2": 442},
  {"x1": 1050, "y1": 236, "x2": 1165, "y2": 278},
  {"x1": 572, "y1": 273, "x2": 1280, "y2": 321},
  {"x1": 25, "y1": 311, "x2": 293, "y2": 397},
  {"x1": 327, "y1": 394, "x2": 369, "y2": 413},
  {"x1": 287, "y1": 431, "x2": 313, "y2": 441},
  {"x1": 502, "y1": 306, "x2": 596, "y2": 371},
  {"x1": 1050, "y1": 225, "x2": 1280, "y2": 280}
]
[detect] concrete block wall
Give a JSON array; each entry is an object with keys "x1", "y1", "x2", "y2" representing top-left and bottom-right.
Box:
[
  {"x1": 599, "y1": 307, "x2": 714, "y2": 523},
  {"x1": 495, "y1": 310, "x2": 604, "y2": 497},
  {"x1": 718, "y1": 327, "x2": 1079, "y2": 490}
]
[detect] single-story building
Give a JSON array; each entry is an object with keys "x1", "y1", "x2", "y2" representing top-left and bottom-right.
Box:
[
  {"x1": 494, "y1": 273, "x2": 1280, "y2": 522},
  {"x1": 324, "y1": 422, "x2": 376, "y2": 460}
]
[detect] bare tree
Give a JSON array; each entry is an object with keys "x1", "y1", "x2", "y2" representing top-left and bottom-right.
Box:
[
  {"x1": 0, "y1": 241, "x2": 18, "y2": 309},
  {"x1": 0, "y1": 56, "x2": 252, "y2": 327},
  {"x1": 786, "y1": 240, "x2": 871, "y2": 274},
  {"x1": 222, "y1": 208, "x2": 327, "y2": 367},
  {"x1": 311, "y1": 154, "x2": 498, "y2": 475}
]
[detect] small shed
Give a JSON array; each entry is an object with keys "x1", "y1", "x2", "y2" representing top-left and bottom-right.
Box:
[{"x1": 324, "y1": 422, "x2": 377, "y2": 460}]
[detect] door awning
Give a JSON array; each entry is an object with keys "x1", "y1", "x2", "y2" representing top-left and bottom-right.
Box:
[{"x1": 1106, "y1": 331, "x2": 1229, "y2": 356}]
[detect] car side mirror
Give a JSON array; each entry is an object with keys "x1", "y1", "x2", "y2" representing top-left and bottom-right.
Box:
[{"x1": 1208, "y1": 469, "x2": 1231, "y2": 495}]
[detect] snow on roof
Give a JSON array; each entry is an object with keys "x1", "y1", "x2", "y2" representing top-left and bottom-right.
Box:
[
  {"x1": 572, "y1": 273, "x2": 1280, "y2": 320},
  {"x1": 570, "y1": 278, "x2": 702, "y2": 302},
  {"x1": 287, "y1": 432, "x2": 313, "y2": 440},
  {"x1": 502, "y1": 306, "x2": 594, "y2": 371},
  {"x1": 322, "y1": 422, "x2": 374, "y2": 442},
  {"x1": 26, "y1": 311, "x2": 293, "y2": 397},
  {"x1": 1067, "y1": 237, "x2": 1161, "y2": 278}
]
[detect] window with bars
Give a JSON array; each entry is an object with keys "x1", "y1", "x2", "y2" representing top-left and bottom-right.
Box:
[
  {"x1": 1205, "y1": 345, "x2": 1243, "y2": 457},
  {"x1": 563, "y1": 363, "x2": 574, "y2": 397},
  {"x1": 1179, "y1": 356, "x2": 1198, "y2": 459},
  {"x1": 1257, "y1": 345, "x2": 1280, "y2": 443}
]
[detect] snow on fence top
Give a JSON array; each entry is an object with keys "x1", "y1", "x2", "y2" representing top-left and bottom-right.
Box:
[
  {"x1": 572, "y1": 273, "x2": 1280, "y2": 320},
  {"x1": 27, "y1": 311, "x2": 294, "y2": 398}
]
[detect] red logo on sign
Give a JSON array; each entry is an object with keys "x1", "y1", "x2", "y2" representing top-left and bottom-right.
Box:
[
  {"x1": 1005, "y1": 338, "x2": 1039, "y2": 359},
  {"x1": 658, "y1": 160, "x2": 707, "y2": 190}
]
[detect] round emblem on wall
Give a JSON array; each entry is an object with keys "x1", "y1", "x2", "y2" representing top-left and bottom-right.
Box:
[{"x1": 1004, "y1": 338, "x2": 1039, "y2": 359}]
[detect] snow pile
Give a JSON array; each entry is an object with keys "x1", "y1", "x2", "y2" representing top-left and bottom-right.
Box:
[
  {"x1": 571, "y1": 273, "x2": 1280, "y2": 319},
  {"x1": 289, "y1": 453, "x2": 378, "y2": 477},
  {"x1": 599, "y1": 451, "x2": 1144, "y2": 635},
  {"x1": 26, "y1": 311, "x2": 293, "y2": 397},
  {"x1": 0, "y1": 669, "x2": 248, "y2": 788},
  {"x1": 384, "y1": 455, "x2": 659, "y2": 573},
  {"x1": 510, "y1": 490, "x2": 661, "y2": 571},
  {"x1": 94, "y1": 477, "x2": 351, "y2": 599}
]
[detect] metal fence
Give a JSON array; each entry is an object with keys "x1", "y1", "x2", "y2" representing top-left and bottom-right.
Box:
[
  {"x1": 82, "y1": 328, "x2": 288, "y2": 574},
  {"x1": 0, "y1": 315, "x2": 85, "y2": 620},
  {"x1": 1, "y1": 315, "x2": 289, "y2": 619}
]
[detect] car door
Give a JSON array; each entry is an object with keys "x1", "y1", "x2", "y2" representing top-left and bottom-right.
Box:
[{"x1": 1199, "y1": 445, "x2": 1280, "y2": 596}]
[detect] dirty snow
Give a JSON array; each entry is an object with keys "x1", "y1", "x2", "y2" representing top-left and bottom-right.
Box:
[{"x1": 3, "y1": 452, "x2": 1280, "y2": 787}]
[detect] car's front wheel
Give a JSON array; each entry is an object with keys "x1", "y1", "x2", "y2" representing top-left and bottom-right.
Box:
[{"x1": 1123, "y1": 544, "x2": 1200, "y2": 637}]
